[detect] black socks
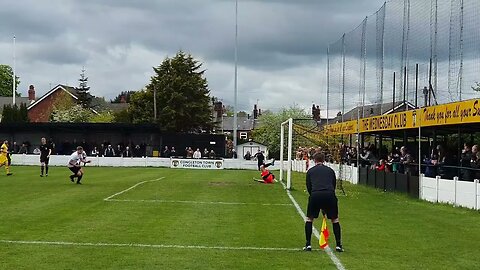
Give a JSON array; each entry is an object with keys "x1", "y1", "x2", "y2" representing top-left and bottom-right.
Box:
[
  {"x1": 305, "y1": 221, "x2": 313, "y2": 246},
  {"x1": 333, "y1": 222, "x2": 342, "y2": 247}
]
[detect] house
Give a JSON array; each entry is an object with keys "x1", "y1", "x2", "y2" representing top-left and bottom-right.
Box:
[
  {"x1": 333, "y1": 101, "x2": 416, "y2": 123},
  {"x1": 28, "y1": 84, "x2": 82, "y2": 122},
  {"x1": 220, "y1": 116, "x2": 256, "y2": 140},
  {"x1": 27, "y1": 84, "x2": 129, "y2": 122},
  {"x1": 0, "y1": 84, "x2": 36, "y2": 116}
]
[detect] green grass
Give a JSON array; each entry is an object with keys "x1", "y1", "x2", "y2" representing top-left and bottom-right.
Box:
[{"x1": 0, "y1": 167, "x2": 479, "y2": 269}]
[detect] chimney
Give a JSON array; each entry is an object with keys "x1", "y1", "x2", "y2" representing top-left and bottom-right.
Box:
[{"x1": 28, "y1": 85, "x2": 36, "y2": 101}]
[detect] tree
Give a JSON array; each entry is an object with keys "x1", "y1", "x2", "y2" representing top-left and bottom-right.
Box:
[
  {"x1": 114, "y1": 109, "x2": 133, "y2": 123},
  {"x1": 0, "y1": 65, "x2": 20, "y2": 97},
  {"x1": 75, "y1": 67, "x2": 92, "y2": 108},
  {"x1": 50, "y1": 104, "x2": 93, "y2": 123},
  {"x1": 90, "y1": 111, "x2": 115, "y2": 123},
  {"x1": 111, "y1": 91, "x2": 135, "y2": 103},
  {"x1": 251, "y1": 106, "x2": 310, "y2": 159},
  {"x1": 1, "y1": 103, "x2": 29, "y2": 123},
  {"x1": 129, "y1": 51, "x2": 213, "y2": 132}
]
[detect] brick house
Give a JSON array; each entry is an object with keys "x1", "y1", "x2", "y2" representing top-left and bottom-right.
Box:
[
  {"x1": 28, "y1": 84, "x2": 129, "y2": 122},
  {"x1": 27, "y1": 84, "x2": 81, "y2": 122}
]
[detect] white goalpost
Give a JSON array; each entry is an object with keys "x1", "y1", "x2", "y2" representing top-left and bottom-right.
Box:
[{"x1": 280, "y1": 118, "x2": 293, "y2": 190}]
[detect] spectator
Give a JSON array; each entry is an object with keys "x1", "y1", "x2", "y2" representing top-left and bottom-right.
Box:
[
  {"x1": 376, "y1": 159, "x2": 386, "y2": 171},
  {"x1": 123, "y1": 146, "x2": 132, "y2": 158},
  {"x1": 134, "y1": 145, "x2": 143, "y2": 157},
  {"x1": 186, "y1": 147, "x2": 194, "y2": 158},
  {"x1": 471, "y1": 145, "x2": 480, "y2": 180},
  {"x1": 244, "y1": 151, "x2": 251, "y2": 160},
  {"x1": 460, "y1": 143, "x2": 473, "y2": 181},
  {"x1": 209, "y1": 149, "x2": 216, "y2": 159},
  {"x1": 91, "y1": 147, "x2": 100, "y2": 157},
  {"x1": 162, "y1": 146, "x2": 170, "y2": 158},
  {"x1": 232, "y1": 150, "x2": 238, "y2": 159},
  {"x1": 423, "y1": 148, "x2": 438, "y2": 178},
  {"x1": 203, "y1": 148, "x2": 209, "y2": 158},
  {"x1": 18, "y1": 143, "x2": 28, "y2": 154},
  {"x1": 104, "y1": 145, "x2": 115, "y2": 157},
  {"x1": 12, "y1": 141, "x2": 19, "y2": 153},
  {"x1": 399, "y1": 146, "x2": 413, "y2": 175},
  {"x1": 116, "y1": 145, "x2": 123, "y2": 157},
  {"x1": 193, "y1": 148, "x2": 202, "y2": 159},
  {"x1": 170, "y1": 147, "x2": 177, "y2": 158}
]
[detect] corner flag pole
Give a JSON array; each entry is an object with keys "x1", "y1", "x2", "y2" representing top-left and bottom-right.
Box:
[{"x1": 13, "y1": 35, "x2": 16, "y2": 105}]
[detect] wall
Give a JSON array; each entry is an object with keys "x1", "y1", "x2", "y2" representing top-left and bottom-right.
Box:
[{"x1": 11, "y1": 154, "x2": 280, "y2": 171}]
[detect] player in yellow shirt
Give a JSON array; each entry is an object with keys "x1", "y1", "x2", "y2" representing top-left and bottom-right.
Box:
[
  {"x1": 0, "y1": 141, "x2": 12, "y2": 176},
  {"x1": 1, "y1": 140, "x2": 11, "y2": 166}
]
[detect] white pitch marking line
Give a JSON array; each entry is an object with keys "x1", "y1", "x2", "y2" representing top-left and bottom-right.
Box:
[
  {"x1": 103, "y1": 177, "x2": 165, "y2": 201},
  {"x1": 107, "y1": 199, "x2": 292, "y2": 206},
  {"x1": 280, "y1": 181, "x2": 346, "y2": 270},
  {"x1": 0, "y1": 240, "x2": 300, "y2": 252}
]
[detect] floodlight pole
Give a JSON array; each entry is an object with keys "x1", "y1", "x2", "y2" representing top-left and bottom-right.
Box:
[
  {"x1": 233, "y1": 0, "x2": 239, "y2": 150},
  {"x1": 13, "y1": 35, "x2": 16, "y2": 105}
]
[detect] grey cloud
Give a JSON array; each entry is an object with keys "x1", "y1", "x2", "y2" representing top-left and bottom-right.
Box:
[{"x1": 0, "y1": 0, "x2": 388, "y2": 112}]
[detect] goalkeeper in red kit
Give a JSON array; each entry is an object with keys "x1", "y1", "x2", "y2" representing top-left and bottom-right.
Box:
[{"x1": 253, "y1": 159, "x2": 276, "y2": 184}]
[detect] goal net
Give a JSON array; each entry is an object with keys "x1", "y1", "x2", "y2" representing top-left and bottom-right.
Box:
[{"x1": 280, "y1": 118, "x2": 351, "y2": 193}]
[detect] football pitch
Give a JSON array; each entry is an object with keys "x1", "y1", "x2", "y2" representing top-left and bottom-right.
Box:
[{"x1": 0, "y1": 166, "x2": 479, "y2": 269}]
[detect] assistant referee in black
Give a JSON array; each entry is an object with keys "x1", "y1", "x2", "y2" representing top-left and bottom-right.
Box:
[{"x1": 304, "y1": 152, "x2": 344, "y2": 252}]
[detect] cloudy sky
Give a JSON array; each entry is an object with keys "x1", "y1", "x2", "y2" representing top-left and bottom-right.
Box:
[{"x1": 0, "y1": 0, "x2": 386, "y2": 114}]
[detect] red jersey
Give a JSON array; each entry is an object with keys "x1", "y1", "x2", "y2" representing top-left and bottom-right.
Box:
[{"x1": 261, "y1": 170, "x2": 275, "y2": 184}]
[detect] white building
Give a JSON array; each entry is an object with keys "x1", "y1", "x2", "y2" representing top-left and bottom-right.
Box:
[{"x1": 236, "y1": 141, "x2": 268, "y2": 160}]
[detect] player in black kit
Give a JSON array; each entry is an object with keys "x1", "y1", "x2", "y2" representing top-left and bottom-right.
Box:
[
  {"x1": 39, "y1": 137, "x2": 52, "y2": 177},
  {"x1": 303, "y1": 152, "x2": 344, "y2": 252}
]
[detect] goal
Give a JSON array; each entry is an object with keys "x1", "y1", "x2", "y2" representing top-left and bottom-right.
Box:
[{"x1": 279, "y1": 118, "x2": 349, "y2": 194}]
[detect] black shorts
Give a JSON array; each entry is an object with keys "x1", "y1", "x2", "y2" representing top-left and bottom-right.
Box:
[
  {"x1": 306, "y1": 191, "x2": 339, "y2": 219},
  {"x1": 68, "y1": 166, "x2": 80, "y2": 174},
  {"x1": 40, "y1": 156, "x2": 49, "y2": 164}
]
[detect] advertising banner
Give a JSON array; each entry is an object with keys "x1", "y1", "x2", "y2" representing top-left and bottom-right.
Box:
[{"x1": 170, "y1": 158, "x2": 224, "y2": 169}]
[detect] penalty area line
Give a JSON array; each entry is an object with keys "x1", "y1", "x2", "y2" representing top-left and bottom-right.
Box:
[
  {"x1": 0, "y1": 239, "x2": 300, "y2": 252},
  {"x1": 279, "y1": 181, "x2": 346, "y2": 270},
  {"x1": 107, "y1": 199, "x2": 292, "y2": 206},
  {"x1": 103, "y1": 177, "x2": 165, "y2": 201}
]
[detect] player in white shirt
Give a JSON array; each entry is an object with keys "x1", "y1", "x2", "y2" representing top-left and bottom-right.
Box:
[{"x1": 67, "y1": 146, "x2": 91, "y2": 184}]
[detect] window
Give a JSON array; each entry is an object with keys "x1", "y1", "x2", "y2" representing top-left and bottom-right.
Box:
[{"x1": 239, "y1": 132, "x2": 248, "y2": 139}]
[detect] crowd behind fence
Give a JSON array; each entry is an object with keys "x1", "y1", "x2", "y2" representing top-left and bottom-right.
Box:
[{"x1": 293, "y1": 142, "x2": 480, "y2": 182}]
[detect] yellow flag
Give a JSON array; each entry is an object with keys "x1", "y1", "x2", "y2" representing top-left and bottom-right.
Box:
[{"x1": 319, "y1": 215, "x2": 329, "y2": 249}]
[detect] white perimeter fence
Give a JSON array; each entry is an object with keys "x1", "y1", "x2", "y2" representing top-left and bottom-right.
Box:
[
  {"x1": 10, "y1": 154, "x2": 280, "y2": 171},
  {"x1": 291, "y1": 159, "x2": 479, "y2": 211}
]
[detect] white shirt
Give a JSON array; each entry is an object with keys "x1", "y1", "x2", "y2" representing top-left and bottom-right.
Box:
[
  {"x1": 68, "y1": 151, "x2": 87, "y2": 167},
  {"x1": 193, "y1": 150, "x2": 202, "y2": 159}
]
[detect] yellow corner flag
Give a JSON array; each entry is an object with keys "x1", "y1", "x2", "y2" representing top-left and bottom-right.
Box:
[{"x1": 319, "y1": 215, "x2": 329, "y2": 249}]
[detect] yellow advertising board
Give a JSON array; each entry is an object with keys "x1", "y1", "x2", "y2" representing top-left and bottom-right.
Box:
[
  {"x1": 323, "y1": 120, "x2": 358, "y2": 135},
  {"x1": 321, "y1": 99, "x2": 480, "y2": 135},
  {"x1": 359, "y1": 110, "x2": 418, "y2": 133},
  {"x1": 419, "y1": 99, "x2": 480, "y2": 127}
]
